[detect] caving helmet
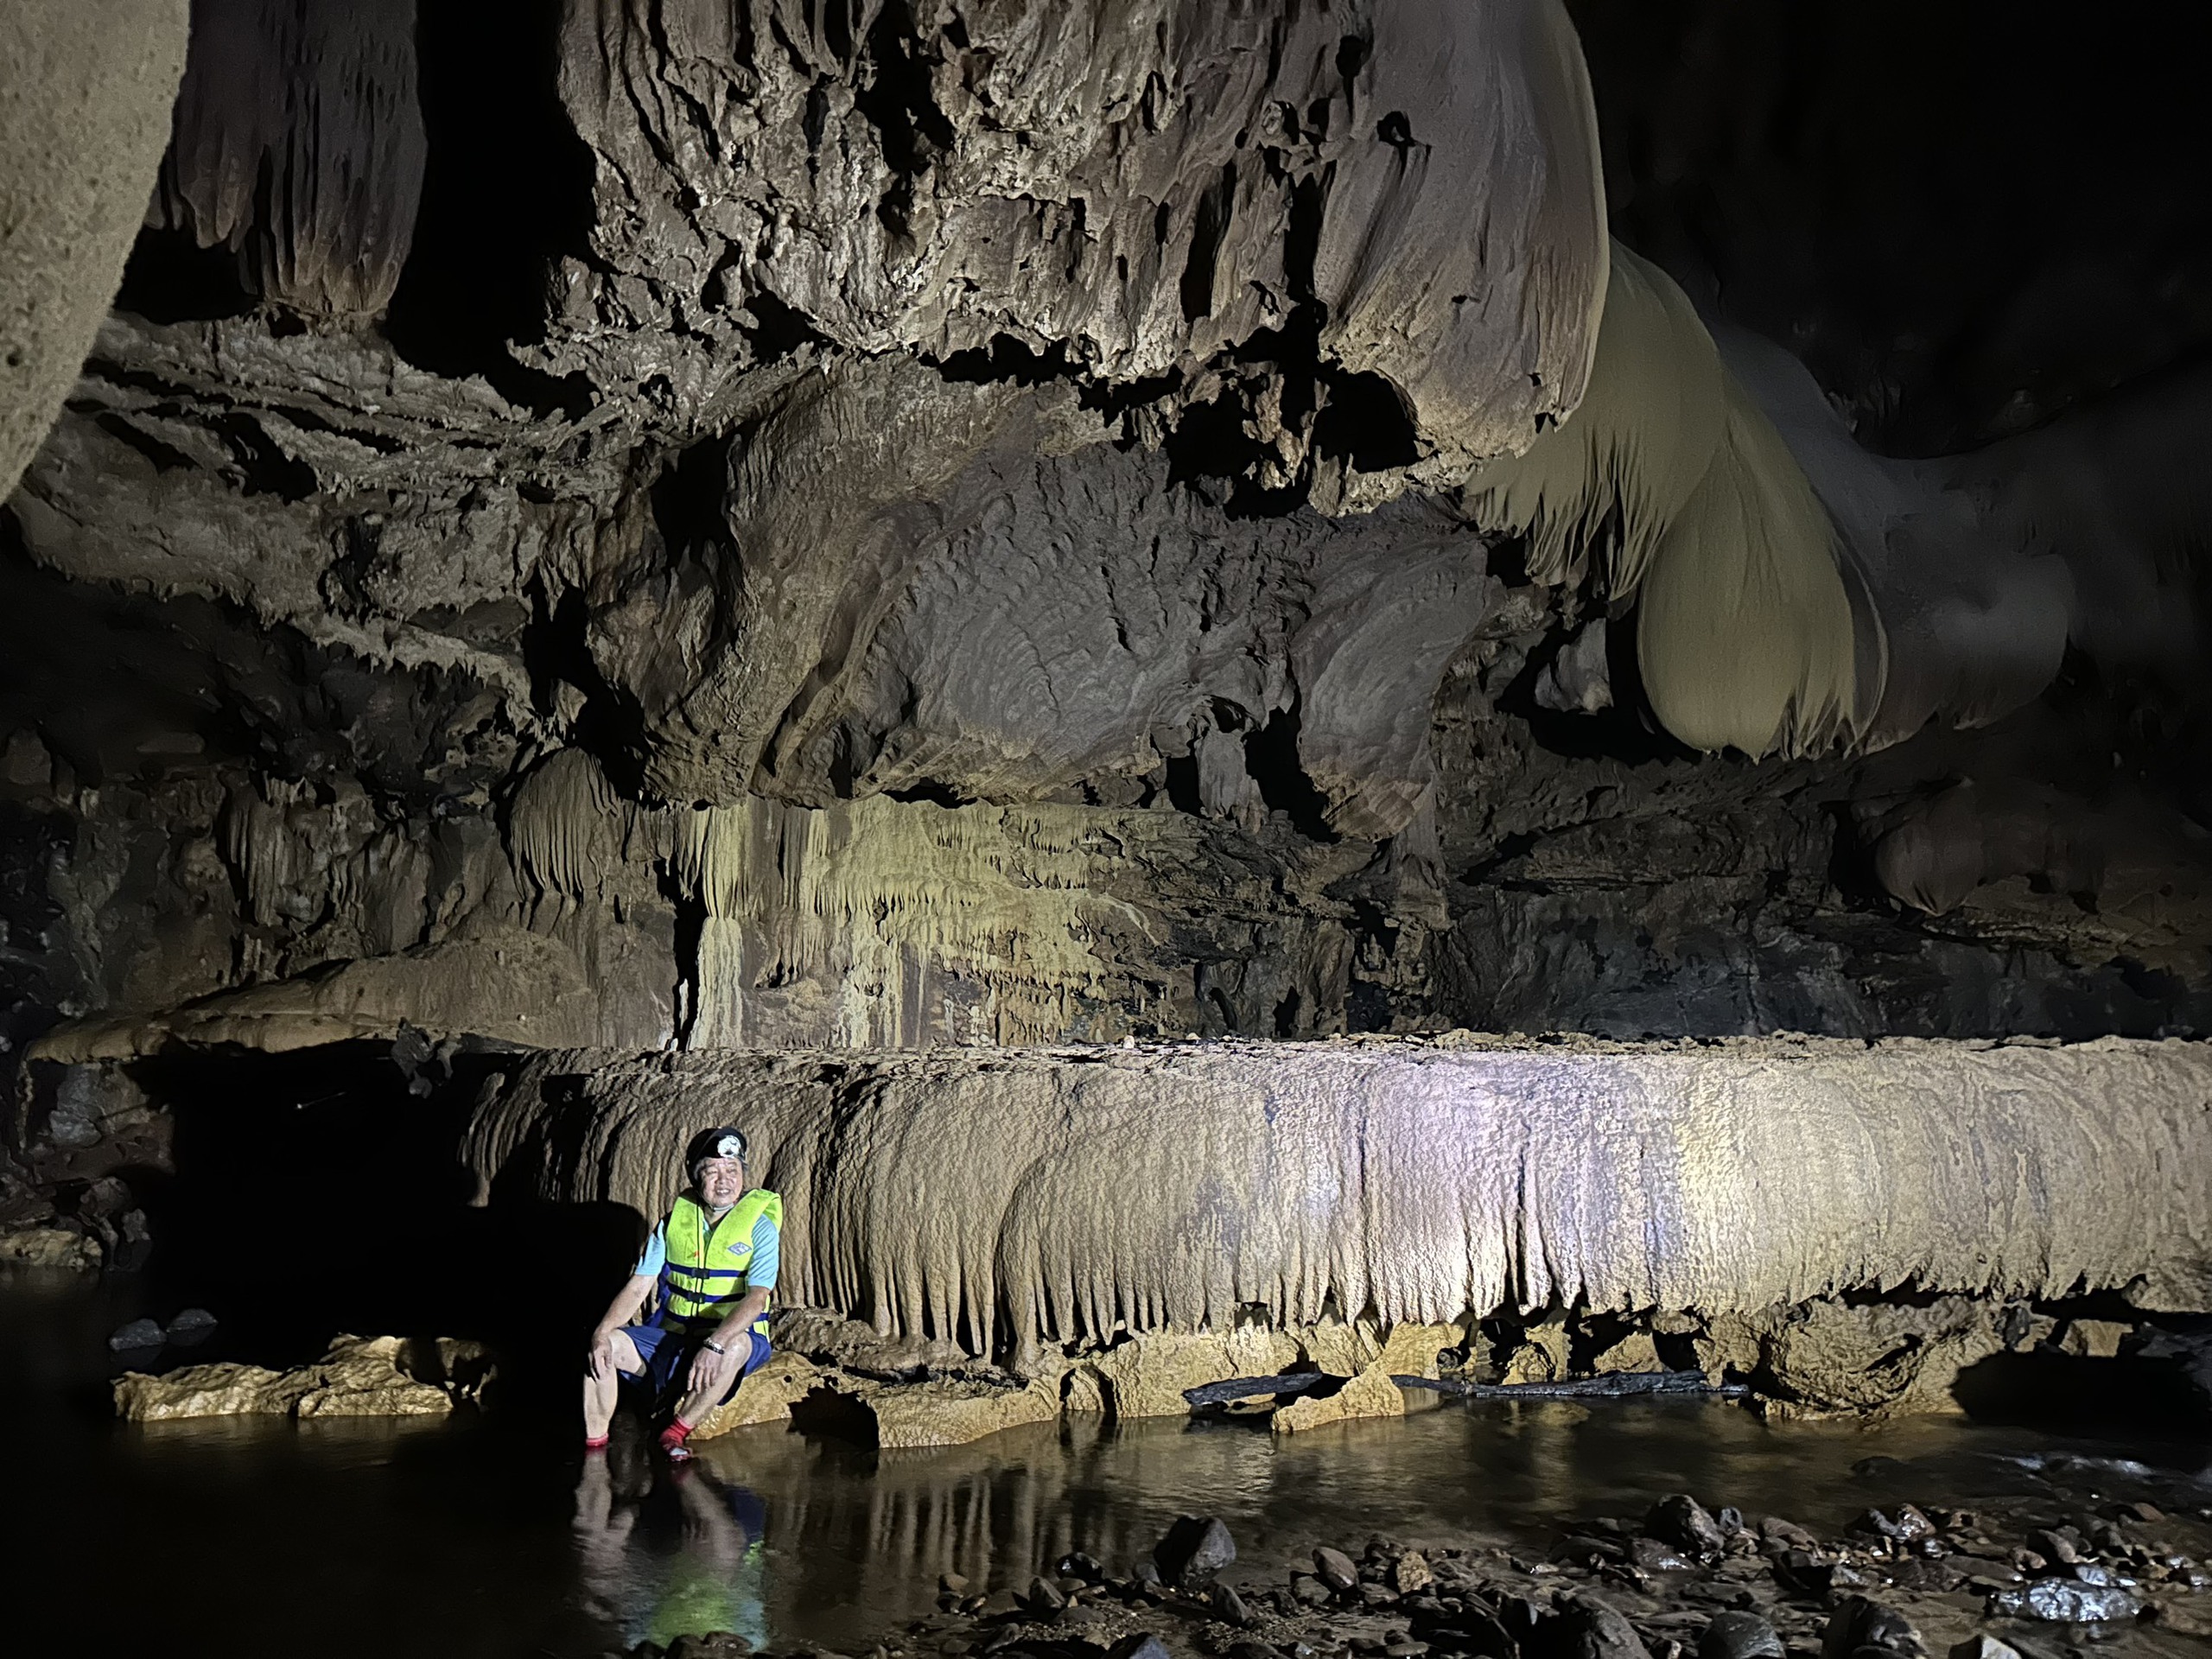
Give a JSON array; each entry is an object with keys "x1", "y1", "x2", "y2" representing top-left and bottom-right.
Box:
[{"x1": 685, "y1": 1124, "x2": 749, "y2": 1183}]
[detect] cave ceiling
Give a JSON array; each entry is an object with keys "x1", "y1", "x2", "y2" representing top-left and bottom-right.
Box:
[{"x1": 6, "y1": 0, "x2": 2212, "y2": 1065}]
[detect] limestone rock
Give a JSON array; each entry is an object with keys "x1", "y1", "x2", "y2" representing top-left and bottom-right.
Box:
[
  {"x1": 1593, "y1": 1332, "x2": 1665, "y2": 1375},
  {"x1": 1503, "y1": 1316, "x2": 1573, "y2": 1384},
  {"x1": 2056, "y1": 1319, "x2": 2131, "y2": 1358},
  {"x1": 1751, "y1": 1297, "x2": 2007, "y2": 1420},
  {"x1": 1374, "y1": 1320, "x2": 1466, "y2": 1379},
  {"x1": 690, "y1": 1351, "x2": 825, "y2": 1440},
  {"x1": 113, "y1": 1334, "x2": 493, "y2": 1422},
  {"x1": 1298, "y1": 1318, "x2": 1385, "y2": 1377},
  {"x1": 1084, "y1": 1326, "x2": 1301, "y2": 1419},
  {"x1": 1271, "y1": 1363, "x2": 1406, "y2": 1433},
  {"x1": 0, "y1": 1224, "x2": 100, "y2": 1270},
  {"x1": 834, "y1": 1374, "x2": 1060, "y2": 1451},
  {"x1": 771, "y1": 1308, "x2": 968, "y2": 1376}
]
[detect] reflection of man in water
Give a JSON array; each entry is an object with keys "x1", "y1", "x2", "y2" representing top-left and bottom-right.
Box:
[
  {"x1": 583, "y1": 1125, "x2": 783, "y2": 1459},
  {"x1": 573, "y1": 1436, "x2": 770, "y2": 1652}
]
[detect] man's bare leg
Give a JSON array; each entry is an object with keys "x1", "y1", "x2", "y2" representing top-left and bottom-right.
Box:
[
  {"x1": 671, "y1": 1329, "x2": 754, "y2": 1433},
  {"x1": 584, "y1": 1328, "x2": 644, "y2": 1442}
]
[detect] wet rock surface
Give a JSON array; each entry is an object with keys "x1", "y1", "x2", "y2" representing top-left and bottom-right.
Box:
[{"x1": 111, "y1": 1332, "x2": 495, "y2": 1421}]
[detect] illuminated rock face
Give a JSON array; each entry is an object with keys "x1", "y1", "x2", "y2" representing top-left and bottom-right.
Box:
[
  {"x1": 111, "y1": 1335, "x2": 493, "y2": 1421},
  {"x1": 463, "y1": 1035, "x2": 2212, "y2": 1365},
  {"x1": 9, "y1": 0, "x2": 2212, "y2": 1084}
]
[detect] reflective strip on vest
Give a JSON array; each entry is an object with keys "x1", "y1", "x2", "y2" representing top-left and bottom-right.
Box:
[{"x1": 658, "y1": 1186, "x2": 783, "y2": 1338}]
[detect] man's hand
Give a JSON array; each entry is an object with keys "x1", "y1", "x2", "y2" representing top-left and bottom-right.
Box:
[
  {"x1": 683, "y1": 1338, "x2": 740, "y2": 1401},
  {"x1": 587, "y1": 1329, "x2": 618, "y2": 1382}
]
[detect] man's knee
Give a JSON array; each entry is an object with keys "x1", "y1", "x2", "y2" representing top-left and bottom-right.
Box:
[{"x1": 607, "y1": 1328, "x2": 645, "y2": 1376}]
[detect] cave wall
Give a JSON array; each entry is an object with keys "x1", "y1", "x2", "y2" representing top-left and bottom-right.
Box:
[
  {"x1": 466, "y1": 1035, "x2": 2212, "y2": 1355},
  {"x1": 5, "y1": 0, "x2": 2212, "y2": 1082}
]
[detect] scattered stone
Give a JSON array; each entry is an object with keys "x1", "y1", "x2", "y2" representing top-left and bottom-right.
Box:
[
  {"x1": 1108, "y1": 1637, "x2": 1171, "y2": 1659},
  {"x1": 1392, "y1": 1552, "x2": 1433, "y2": 1594},
  {"x1": 1849, "y1": 1507, "x2": 1935, "y2": 1544},
  {"x1": 1646, "y1": 1496, "x2": 1727, "y2": 1557},
  {"x1": 1058, "y1": 1553, "x2": 1104, "y2": 1583},
  {"x1": 1209, "y1": 1583, "x2": 1254, "y2": 1627},
  {"x1": 108, "y1": 1316, "x2": 165, "y2": 1350},
  {"x1": 1023, "y1": 1576, "x2": 1065, "y2": 1613},
  {"x1": 1946, "y1": 1640, "x2": 2019, "y2": 1659},
  {"x1": 1154, "y1": 1516, "x2": 1236, "y2": 1588},
  {"x1": 1291, "y1": 1574, "x2": 1330, "y2": 1606},
  {"x1": 1314, "y1": 1548, "x2": 1361, "y2": 1593},
  {"x1": 1551, "y1": 1591, "x2": 1654, "y2": 1659},
  {"x1": 1758, "y1": 1516, "x2": 1820, "y2": 1553},
  {"x1": 2155, "y1": 1599, "x2": 2212, "y2": 1637},
  {"x1": 1985, "y1": 1580, "x2": 2145, "y2": 1622},
  {"x1": 2024, "y1": 1527, "x2": 2083, "y2": 1565},
  {"x1": 1819, "y1": 1598, "x2": 1923, "y2": 1659},
  {"x1": 939, "y1": 1573, "x2": 970, "y2": 1596},
  {"x1": 1630, "y1": 1537, "x2": 1695, "y2": 1573},
  {"x1": 2112, "y1": 1502, "x2": 2164, "y2": 1524},
  {"x1": 167, "y1": 1306, "x2": 217, "y2": 1344},
  {"x1": 1698, "y1": 1612, "x2": 1783, "y2": 1659}
]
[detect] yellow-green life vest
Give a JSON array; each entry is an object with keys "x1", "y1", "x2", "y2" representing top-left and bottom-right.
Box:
[{"x1": 658, "y1": 1188, "x2": 782, "y2": 1338}]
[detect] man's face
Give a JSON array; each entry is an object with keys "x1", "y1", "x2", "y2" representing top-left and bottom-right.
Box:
[{"x1": 696, "y1": 1156, "x2": 746, "y2": 1209}]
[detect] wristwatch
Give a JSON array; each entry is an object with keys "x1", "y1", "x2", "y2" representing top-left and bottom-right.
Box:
[{"x1": 702, "y1": 1338, "x2": 727, "y2": 1355}]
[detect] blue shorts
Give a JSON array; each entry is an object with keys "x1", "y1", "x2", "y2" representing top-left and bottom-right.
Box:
[{"x1": 619, "y1": 1323, "x2": 772, "y2": 1405}]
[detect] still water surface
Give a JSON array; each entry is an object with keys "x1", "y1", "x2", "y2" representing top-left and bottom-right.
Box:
[{"x1": 4, "y1": 1270, "x2": 2206, "y2": 1658}]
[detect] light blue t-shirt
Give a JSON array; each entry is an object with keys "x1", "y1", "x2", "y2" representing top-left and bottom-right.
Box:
[{"x1": 633, "y1": 1207, "x2": 780, "y2": 1291}]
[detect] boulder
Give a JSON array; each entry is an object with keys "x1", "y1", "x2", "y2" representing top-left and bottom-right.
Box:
[
  {"x1": 0, "y1": 1224, "x2": 99, "y2": 1270},
  {"x1": 2056, "y1": 1319, "x2": 2131, "y2": 1358},
  {"x1": 833, "y1": 1373, "x2": 1060, "y2": 1449},
  {"x1": 1376, "y1": 1321, "x2": 1468, "y2": 1379},
  {"x1": 1700, "y1": 1612, "x2": 1784, "y2": 1659},
  {"x1": 1081, "y1": 1326, "x2": 1301, "y2": 1419},
  {"x1": 114, "y1": 1335, "x2": 493, "y2": 1421},
  {"x1": 1154, "y1": 1516, "x2": 1237, "y2": 1588},
  {"x1": 1503, "y1": 1315, "x2": 1573, "y2": 1384},
  {"x1": 1592, "y1": 1332, "x2": 1665, "y2": 1375},
  {"x1": 691, "y1": 1351, "x2": 826, "y2": 1440},
  {"x1": 1272, "y1": 1363, "x2": 1407, "y2": 1433}
]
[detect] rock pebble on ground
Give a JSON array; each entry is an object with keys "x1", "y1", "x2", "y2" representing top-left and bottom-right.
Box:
[{"x1": 618, "y1": 1475, "x2": 2212, "y2": 1659}]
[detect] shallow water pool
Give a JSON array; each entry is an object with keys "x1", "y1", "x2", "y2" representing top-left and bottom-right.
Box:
[{"x1": 4, "y1": 1270, "x2": 2206, "y2": 1658}]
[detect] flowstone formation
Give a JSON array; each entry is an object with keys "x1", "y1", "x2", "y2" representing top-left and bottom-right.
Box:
[{"x1": 463, "y1": 1034, "x2": 2212, "y2": 1430}]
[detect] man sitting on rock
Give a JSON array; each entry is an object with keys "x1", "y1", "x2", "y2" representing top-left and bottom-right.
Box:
[{"x1": 583, "y1": 1125, "x2": 782, "y2": 1459}]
